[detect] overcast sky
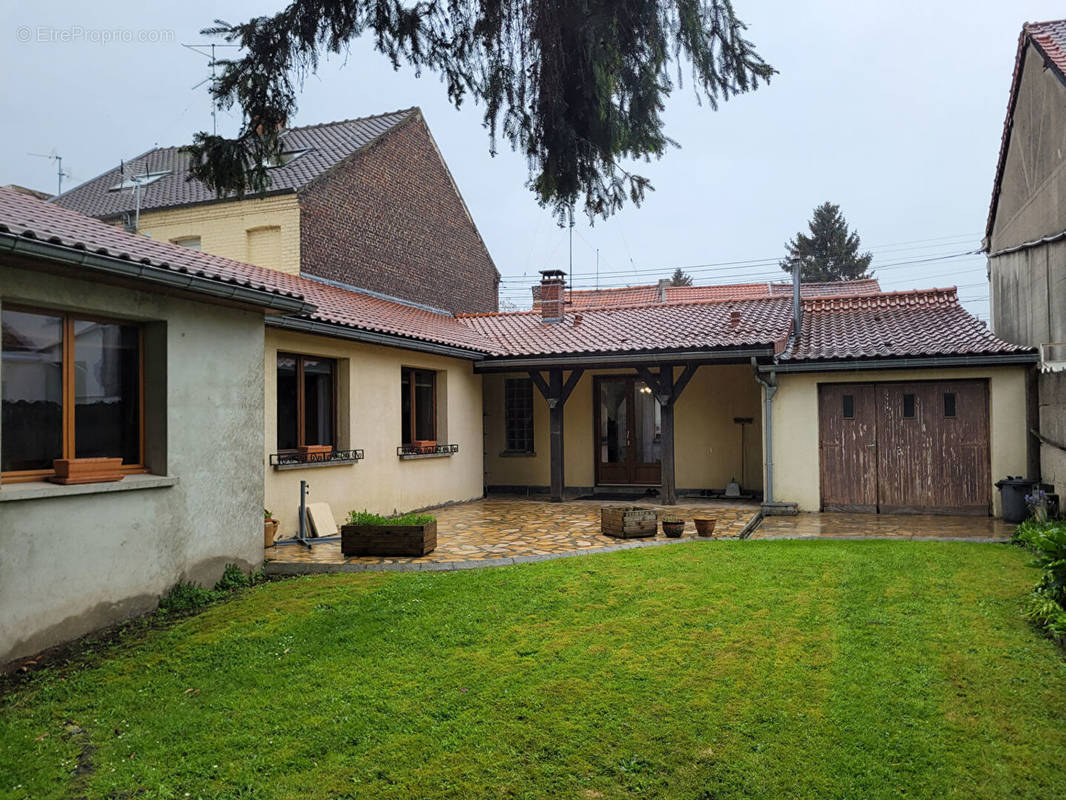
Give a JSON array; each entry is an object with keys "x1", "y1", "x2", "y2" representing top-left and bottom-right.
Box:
[{"x1": 2, "y1": 1, "x2": 1061, "y2": 319}]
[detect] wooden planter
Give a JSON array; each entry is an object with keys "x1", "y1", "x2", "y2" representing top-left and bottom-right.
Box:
[
  {"x1": 601, "y1": 506, "x2": 657, "y2": 538},
  {"x1": 264, "y1": 518, "x2": 279, "y2": 548},
  {"x1": 693, "y1": 517, "x2": 717, "y2": 537},
  {"x1": 341, "y1": 520, "x2": 437, "y2": 557},
  {"x1": 49, "y1": 457, "x2": 124, "y2": 485},
  {"x1": 298, "y1": 444, "x2": 333, "y2": 458}
]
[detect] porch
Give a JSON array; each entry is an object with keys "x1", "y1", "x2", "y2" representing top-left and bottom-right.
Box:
[{"x1": 264, "y1": 496, "x2": 761, "y2": 575}]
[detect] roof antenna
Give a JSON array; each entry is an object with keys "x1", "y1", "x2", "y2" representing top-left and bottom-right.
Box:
[
  {"x1": 28, "y1": 150, "x2": 70, "y2": 198},
  {"x1": 182, "y1": 37, "x2": 239, "y2": 136}
]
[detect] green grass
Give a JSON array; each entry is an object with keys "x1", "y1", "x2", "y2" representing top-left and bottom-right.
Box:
[{"x1": 2, "y1": 540, "x2": 1065, "y2": 799}]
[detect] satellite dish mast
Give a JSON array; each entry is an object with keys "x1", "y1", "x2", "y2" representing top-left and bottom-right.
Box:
[
  {"x1": 182, "y1": 35, "x2": 239, "y2": 136},
  {"x1": 28, "y1": 150, "x2": 70, "y2": 197}
]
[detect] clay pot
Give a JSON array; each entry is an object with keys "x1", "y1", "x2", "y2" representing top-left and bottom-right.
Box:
[
  {"x1": 693, "y1": 517, "x2": 717, "y2": 537},
  {"x1": 661, "y1": 520, "x2": 685, "y2": 538},
  {"x1": 264, "y1": 518, "x2": 279, "y2": 548}
]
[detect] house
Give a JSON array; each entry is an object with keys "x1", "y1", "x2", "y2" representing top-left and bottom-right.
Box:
[
  {"x1": 985, "y1": 19, "x2": 1066, "y2": 495},
  {"x1": 0, "y1": 186, "x2": 314, "y2": 665},
  {"x1": 471, "y1": 271, "x2": 1034, "y2": 516},
  {"x1": 531, "y1": 278, "x2": 883, "y2": 309},
  {"x1": 53, "y1": 108, "x2": 500, "y2": 314},
  {"x1": 54, "y1": 109, "x2": 503, "y2": 538}
]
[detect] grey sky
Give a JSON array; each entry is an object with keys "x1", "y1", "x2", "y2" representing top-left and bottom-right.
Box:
[{"x1": 2, "y1": 1, "x2": 1061, "y2": 320}]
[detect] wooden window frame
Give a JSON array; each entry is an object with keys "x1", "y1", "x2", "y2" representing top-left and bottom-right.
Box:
[
  {"x1": 503, "y1": 377, "x2": 535, "y2": 453},
  {"x1": 276, "y1": 353, "x2": 338, "y2": 452},
  {"x1": 1, "y1": 304, "x2": 146, "y2": 483},
  {"x1": 401, "y1": 367, "x2": 437, "y2": 445}
]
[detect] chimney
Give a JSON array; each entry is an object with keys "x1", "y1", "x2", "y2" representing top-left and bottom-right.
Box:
[
  {"x1": 539, "y1": 269, "x2": 567, "y2": 323},
  {"x1": 729, "y1": 310, "x2": 741, "y2": 329},
  {"x1": 792, "y1": 260, "x2": 803, "y2": 338},
  {"x1": 657, "y1": 278, "x2": 670, "y2": 303}
]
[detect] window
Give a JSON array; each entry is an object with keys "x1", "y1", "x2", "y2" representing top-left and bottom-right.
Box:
[
  {"x1": 842, "y1": 394, "x2": 855, "y2": 419},
  {"x1": 902, "y1": 393, "x2": 916, "y2": 419},
  {"x1": 401, "y1": 368, "x2": 436, "y2": 445},
  {"x1": 107, "y1": 170, "x2": 169, "y2": 191},
  {"x1": 171, "y1": 236, "x2": 201, "y2": 250},
  {"x1": 944, "y1": 392, "x2": 957, "y2": 418},
  {"x1": 276, "y1": 354, "x2": 335, "y2": 450},
  {"x1": 1, "y1": 307, "x2": 142, "y2": 478},
  {"x1": 265, "y1": 149, "x2": 311, "y2": 168},
  {"x1": 504, "y1": 378, "x2": 534, "y2": 452}
]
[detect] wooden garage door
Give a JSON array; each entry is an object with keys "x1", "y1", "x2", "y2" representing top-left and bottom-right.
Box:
[{"x1": 818, "y1": 380, "x2": 991, "y2": 515}]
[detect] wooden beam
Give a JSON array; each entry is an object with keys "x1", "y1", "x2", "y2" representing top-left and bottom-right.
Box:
[
  {"x1": 527, "y1": 370, "x2": 551, "y2": 400},
  {"x1": 560, "y1": 368, "x2": 585, "y2": 404},
  {"x1": 634, "y1": 366, "x2": 661, "y2": 397},
  {"x1": 659, "y1": 366, "x2": 677, "y2": 505},
  {"x1": 548, "y1": 368, "x2": 565, "y2": 502},
  {"x1": 671, "y1": 363, "x2": 699, "y2": 404}
]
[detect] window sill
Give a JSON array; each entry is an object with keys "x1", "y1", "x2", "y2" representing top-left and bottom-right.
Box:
[
  {"x1": 273, "y1": 458, "x2": 361, "y2": 472},
  {"x1": 500, "y1": 450, "x2": 537, "y2": 458},
  {"x1": 0, "y1": 473, "x2": 178, "y2": 503},
  {"x1": 398, "y1": 451, "x2": 455, "y2": 461}
]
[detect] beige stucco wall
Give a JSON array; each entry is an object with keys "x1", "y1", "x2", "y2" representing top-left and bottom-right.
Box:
[
  {"x1": 138, "y1": 194, "x2": 301, "y2": 275},
  {"x1": 0, "y1": 261, "x2": 265, "y2": 665},
  {"x1": 483, "y1": 364, "x2": 763, "y2": 493},
  {"x1": 264, "y1": 328, "x2": 484, "y2": 534},
  {"x1": 767, "y1": 366, "x2": 1029, "y2": 516}
]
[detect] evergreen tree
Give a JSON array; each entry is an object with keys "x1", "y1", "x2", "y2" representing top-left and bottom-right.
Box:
[
  {"x1": 183, "y1": 1, "x2": 774, "y2": 222},
  {"x1": 780, "y1": 202, "x2": 873, "y2": 282},
  {"x1": 669, "y1": 267, "x2": 693, "y2": 286}
]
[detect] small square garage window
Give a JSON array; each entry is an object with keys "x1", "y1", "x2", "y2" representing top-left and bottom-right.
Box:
[
  {"x1": 944, "y1": 392, "x2": 957, "y2": 418},
  {"x1": 842, "y1": 394, "x2": 854, "y2": 419},
  {"x1": 902, "y1": 393, "x2": 916, "y2": 419}
]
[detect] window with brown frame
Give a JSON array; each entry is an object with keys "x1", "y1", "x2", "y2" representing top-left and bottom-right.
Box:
[
  {"x1": 401, "y1": 367, "x2": 437, "y2": 445},
  {"x1": 276, "y1": 354, "x2": 336, "y2": 451},
  {"x1": 1, "y1": 306, "x2": 143, "y2": 481},
  {"x1": 504, "y1": 378, "x2": 534, "y2": 452}
]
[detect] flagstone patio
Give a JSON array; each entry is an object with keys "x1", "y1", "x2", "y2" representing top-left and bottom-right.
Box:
[
  {"x1": 264, "y1": 497, "x2": 760, "y2": 575},
  {"x1": 749, "y1": 512, "x2": 1014, "y2": 542}
]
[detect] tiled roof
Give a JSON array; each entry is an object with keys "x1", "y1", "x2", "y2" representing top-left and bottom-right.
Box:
[
  {"x1": 0, "y1": 186, "x2": 493, "y2": 354},
  {"x1": 52, "y1": 109, "x2": 418, "y2": 219},
  {"x1": 460, "y1": 297, "x2": 795, "y2": 357},
  {"x1": 783, "y1": 288, "x2": 1031, "y2": 361},
  {"x1": 535, "y1": 278, "x2": 881, "y2": 308},
  {"x1": 986, "y1": 20, "x2": 1066, "y2": 243}
]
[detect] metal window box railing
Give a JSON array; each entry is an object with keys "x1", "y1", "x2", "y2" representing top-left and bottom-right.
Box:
[
  {"x1": 270, "y1": 449, "x2": 364, "y2": 469},
  {"x1": 396, "y1": 443, "x2": 460, "y2": 458}
]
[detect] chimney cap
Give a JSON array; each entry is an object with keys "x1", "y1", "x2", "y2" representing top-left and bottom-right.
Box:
[{"x1": 540, "y1": 269, "x2": 566, "y2": 281}]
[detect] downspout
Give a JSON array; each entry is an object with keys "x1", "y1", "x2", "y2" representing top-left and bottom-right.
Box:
[{"x1": 751, "y1": 358, "x2": 777, "y2": 503}]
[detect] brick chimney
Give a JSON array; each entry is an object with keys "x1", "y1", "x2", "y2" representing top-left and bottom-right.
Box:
[
  {"x1": 657, "y1": 278, "x2": 670, "y2": 303},
  {"x1": 539, "y1": 269, "x2": 566, "y2": 323}
]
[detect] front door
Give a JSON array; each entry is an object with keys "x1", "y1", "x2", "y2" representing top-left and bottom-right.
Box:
[{"x1": 595, "y1": 376, "x2": 662, "y2": 486}]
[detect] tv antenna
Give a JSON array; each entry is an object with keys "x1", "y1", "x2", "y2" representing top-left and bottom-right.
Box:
[
  {"x1": 182, "y1": 37, "x2": 239, "y2": 136},
  {"x1": 28, "y1": 150, "x2": 70, "y2": 197}
]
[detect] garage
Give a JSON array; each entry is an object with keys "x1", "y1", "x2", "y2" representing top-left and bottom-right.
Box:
[{"x1": 818, "y1": 380, "x2": 992, "y2": 515}]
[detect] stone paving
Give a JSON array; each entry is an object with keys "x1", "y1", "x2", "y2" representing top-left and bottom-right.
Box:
[
  {"x1": 265, "y1": 496, "x2": 760, "y2": 575},
  {"x1": 750, "y1": 512, "x2": 1014, "y2": 542}
]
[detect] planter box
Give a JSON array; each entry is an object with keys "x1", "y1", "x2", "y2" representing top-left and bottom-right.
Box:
[
  {"x1": 341, "y1": 520, "x2": 437, "y2": 557},
  {"x1": 49, "y1": 457, "x2": 124, "y2": 485},
  {"x1": 298, "y1": 445, "x2": 333, "y2": 456},
  {"x1": 601, "y1": 506, "x2": 657, "y2": 538}
]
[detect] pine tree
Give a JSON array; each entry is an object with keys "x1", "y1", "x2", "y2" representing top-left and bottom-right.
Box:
[
  {"x1": 669, "y1": 268, "x2": 693, "y2": 286},
  {"x1": 184, "y1": 2, "x2": 774, "y2": 222},
  {"x1": 780, "y1": 202, "x2": 873, "y2": 282}
]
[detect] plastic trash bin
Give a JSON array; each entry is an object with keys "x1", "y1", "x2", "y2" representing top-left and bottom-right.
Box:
[{"x1": 995, "y1": 477, "x2": 1034, "y2": 523}]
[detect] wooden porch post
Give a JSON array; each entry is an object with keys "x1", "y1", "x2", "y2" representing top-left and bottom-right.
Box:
[
  {"x1": 529, "y1": 367, "x2": 584, "y2": 502},
  {"x1": 637, "y1": 364, "x2": 699, "y2": 506}
]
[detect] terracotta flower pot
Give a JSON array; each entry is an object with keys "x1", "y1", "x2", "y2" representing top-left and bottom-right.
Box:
[
  {"x1": 264, "y1": 518, "x2": 279, "y2": 547},
  {"x1": 693, "y1": 517, "x2": 717, "y2": 537},
  {"x1": 661, "y1": 520, "x2": 685, "y2": 538}
]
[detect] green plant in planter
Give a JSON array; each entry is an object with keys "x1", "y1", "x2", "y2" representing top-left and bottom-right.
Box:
[
  {"x1": 345, "y1": 509, "x2": 436, "y2": 526},
  {"x1": 264, "y1": 508, "x2": 274, "y2": 520}
]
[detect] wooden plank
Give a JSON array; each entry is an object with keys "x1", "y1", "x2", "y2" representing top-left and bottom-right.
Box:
[
  {"x1": 560, "y1": 368, "x2": 584, "y2": 404},
  {"x1": 671, "y1": 364, "x2": 699, "y2": 403},
  {"x1": 528, "y1": 370, "x2": 551, "y2": 400}
]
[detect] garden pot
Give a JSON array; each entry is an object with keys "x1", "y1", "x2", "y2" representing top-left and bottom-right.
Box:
[
  {"x1": 693, "y1": 517, "x2": 717, "y2": 537},
  {"x1": 411, "y1": 440, "x2": 437, "y2": 453},
  {"x1": 264, "y1": 518, "x2": 279, "y2": 547},
  {"x1": 341, "y1": 520, "x2": 437, "y2": 556},
  {"x1": 601, "y1": 506, "x2": 657, "y2": 538},
  {"x1": 298, "y1": 444, "x2": 333, "y2": 460},
  {"x1": 661, "y1": 520, "x2": 685, "y2": 538},
  {"x1": 49, "y1": 457, "x2": 124, "y2": 485}
]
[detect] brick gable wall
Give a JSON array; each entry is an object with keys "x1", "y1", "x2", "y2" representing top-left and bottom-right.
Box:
[{"x1": 298, "y1": 114, "x2": 500, "y2": 313}]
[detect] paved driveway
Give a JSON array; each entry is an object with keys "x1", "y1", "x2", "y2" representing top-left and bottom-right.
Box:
[
  {"x1": 266, "y1": 497, "x2": 760, "y2": 575},
  {"x1": 750, "y1": 512, "x2": 1014, "y2": 542}
]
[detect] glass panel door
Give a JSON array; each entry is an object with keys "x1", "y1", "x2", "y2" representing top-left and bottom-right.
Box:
[
  {"x1": 597, "y1": 377, "x2": 630, "y2": 484},
  {"x1": 596, "y1": 376, "x2": 662, "y2": 486},
  {"x1": 632, "y1": 380, "x2": 662, "y2": 484}
]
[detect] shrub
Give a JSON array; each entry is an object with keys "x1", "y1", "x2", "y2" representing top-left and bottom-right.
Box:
[
  {"x1": 1013, "y1": 519, "x2": 1066, "y2": 643},
  {"x1": 345, "y1": 509, "x2": 436, "y2": 526},
  {"x1": 158, "y1": 581, "x2": 219, "y2": 615},
  {"x1": 214, "y1": 563, "x2": 252, "y2": 592}
]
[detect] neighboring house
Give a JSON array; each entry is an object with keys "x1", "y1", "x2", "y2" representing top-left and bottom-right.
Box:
[
  {"x1": 985, "y1": 19, "x2": 1066, "y2": 495},
  {"x1": 53, "y1": 108, "x2": 501, "y2": 314},
  {"x1": 0, "y1": 186, "x2": 314, "y2": 666},
  {"x1": 531, "y1": 278, "x2": 882, "y2": 310},
  {"x1": 470, "y1": 272, "x2": 1034, "y2": 516}
]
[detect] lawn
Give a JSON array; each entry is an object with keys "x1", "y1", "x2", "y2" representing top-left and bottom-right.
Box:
[{"x1": 2, "y1": 540, "x2": 1065, "y2": 799}]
